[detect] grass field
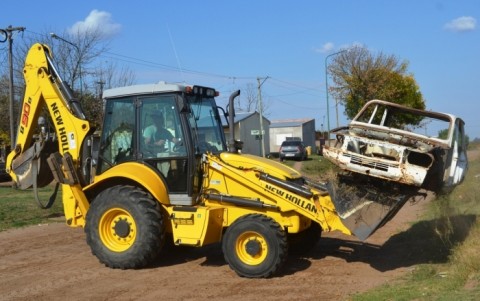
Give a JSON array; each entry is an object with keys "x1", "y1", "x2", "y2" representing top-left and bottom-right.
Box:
[
  {"x1": 352, "y1": 144, "x2": 480, "y2": 300},
  {"x1": 0, "y1": 184, "x2": 64, "y2": 231}
]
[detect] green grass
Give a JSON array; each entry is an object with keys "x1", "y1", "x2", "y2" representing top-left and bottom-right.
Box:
[
  {"x1": 277, "y1": 154, "x2": 338, "y2": 179},
  {"x1": 351, "y1": 144, "x2": 480, "y2": 301},
  {"x1": 301, "y1": 154, "x2": 341, "y2": 178},
  {"x1": 0, "y1": 184, "x2": 64, "y2": 231}
]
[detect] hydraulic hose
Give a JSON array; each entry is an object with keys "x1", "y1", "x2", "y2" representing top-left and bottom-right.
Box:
[
  {"x1": 205, "y1": 193, "x2": 276, "y2": 209},
  {"x1": 258, "y1": 172, "x2": 313, "y2": 199},
  {"x1": 45, "y1": 50, "x2": 86, "y2": 120}
]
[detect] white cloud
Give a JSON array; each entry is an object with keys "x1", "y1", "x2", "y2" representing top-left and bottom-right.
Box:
[
  {"x1": 314, "y1": 42, "x2": 335, "y2": 53},
  {"x1": 444, "y1": 16, "x2": 476, "y2": 32},
  {"x1": 340, "y1": 41, "x2": 364, "y2": 51},
  {"x1": 68, "y1": 10, "x2": 121, "y2": 37},
  {"x1": 315, "y1": 41, "x2": 366, "y2": 54}
]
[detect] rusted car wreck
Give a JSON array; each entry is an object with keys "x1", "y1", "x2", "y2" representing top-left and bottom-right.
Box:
[{"x1": 323, "y1": 99, "x2": 468, "y2": 193}]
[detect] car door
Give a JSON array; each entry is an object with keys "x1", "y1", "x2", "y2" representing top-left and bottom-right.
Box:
[{"x1": 445, "y1": 118, "x2": 468, "y2": 189}]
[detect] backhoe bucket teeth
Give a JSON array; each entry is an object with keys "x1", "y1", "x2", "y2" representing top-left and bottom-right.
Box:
[
  {"x1": 326, "y1": 179, "x2": 409, "y2": 241},
  {"x1": 11, "y1": 140, "x2": 56, "y2": 189}
]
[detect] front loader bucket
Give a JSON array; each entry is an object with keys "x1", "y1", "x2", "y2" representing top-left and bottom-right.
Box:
[
  {"x1": 11, "y1": 140, "x2": 56, "y2": 189},
  {"x1": 326, "y1": 177, "x2": 410, "y2": 241}
]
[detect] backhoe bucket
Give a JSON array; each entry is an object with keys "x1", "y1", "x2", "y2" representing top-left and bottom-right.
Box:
[
  {"x1": 11, "y1": 140, "x2": 56, "y2": 189},
  {"x1": 326, "y1": 178, "x2": 410, "y2": 241}
]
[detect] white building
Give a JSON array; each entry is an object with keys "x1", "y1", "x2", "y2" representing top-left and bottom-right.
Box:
[{"x1": 269, "y1": 118, "x2": 316, "y2": 155}]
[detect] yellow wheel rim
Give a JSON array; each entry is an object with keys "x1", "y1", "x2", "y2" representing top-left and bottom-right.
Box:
[
  {"x1": 99, "y1": 207, "x2": 137, "y2": 252},
  {"x1": 235, "y1": 231, "x2": 268, "y2": 265}
]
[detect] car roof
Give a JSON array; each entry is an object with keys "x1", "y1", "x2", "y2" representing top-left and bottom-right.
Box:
[{"x1": 281, "y1": 140, "x2": 303, "y2": 145}]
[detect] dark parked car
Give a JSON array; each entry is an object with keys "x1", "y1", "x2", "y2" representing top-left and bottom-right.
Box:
[{"x1": 279, "y1": 140, "x2": 308, "y2": 161}]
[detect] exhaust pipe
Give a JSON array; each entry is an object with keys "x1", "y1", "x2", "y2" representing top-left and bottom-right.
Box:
[{"x1": 228, "y1": 90, "x2": 241, "y2": 153}]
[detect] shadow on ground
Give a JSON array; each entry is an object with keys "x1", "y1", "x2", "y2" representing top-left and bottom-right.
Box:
[
  {"x1": 290, "y1": 214, "x2": 477, "y2": 273},
  {"x1": 141, "y1": 214, "x2": 476, "y2": 277}
]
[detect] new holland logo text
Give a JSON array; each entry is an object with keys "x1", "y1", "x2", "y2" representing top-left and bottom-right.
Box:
[
  {"x1": 265, "y1": 184, "x2": 317, "y2": 214},
  {"x1": 51, "y1": 102, "x2": 69, "y2": 152}
]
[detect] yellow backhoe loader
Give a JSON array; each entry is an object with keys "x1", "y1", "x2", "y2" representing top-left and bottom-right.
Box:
[{"x1": 6, "y1": 43, "x2": 452, "y2": 278}]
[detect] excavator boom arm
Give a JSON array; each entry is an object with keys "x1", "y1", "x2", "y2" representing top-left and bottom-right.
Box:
[
  {"x1": 12, "y1": 44, "x2": 89, "y2": 155},
  {"x1": 6, "y1": 43, "x2": 91, "y2": 226}
]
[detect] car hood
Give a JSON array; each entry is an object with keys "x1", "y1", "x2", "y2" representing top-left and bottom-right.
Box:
[{"x1": 331, "y1": 123, "x2": 450, "y2": 152}]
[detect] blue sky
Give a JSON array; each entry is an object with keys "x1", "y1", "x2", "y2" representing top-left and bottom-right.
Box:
[{"x1": 2, "y1": 1, "x2": 479, "y2": 138}]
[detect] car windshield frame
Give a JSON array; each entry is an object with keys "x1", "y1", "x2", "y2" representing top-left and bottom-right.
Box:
[{"x1": 351, "y1": 99, "x2": 455, "y2": 144}]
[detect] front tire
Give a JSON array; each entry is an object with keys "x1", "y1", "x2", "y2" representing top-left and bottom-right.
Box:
[
  {"x1": 222, "y1": 214, "x2": 288, "y2": 278},
  {"x1": 85, "y1": 185, "x2": 165, "y2": 269}
]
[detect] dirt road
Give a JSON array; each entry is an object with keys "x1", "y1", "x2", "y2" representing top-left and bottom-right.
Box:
[{"x1": 0, "y1": 187, "x2": 435, "y2": 301}]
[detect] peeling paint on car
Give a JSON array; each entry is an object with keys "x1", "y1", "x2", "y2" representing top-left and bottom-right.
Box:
[{"x1": 323, "y1": 99, "x2": 468, "y2": 193}]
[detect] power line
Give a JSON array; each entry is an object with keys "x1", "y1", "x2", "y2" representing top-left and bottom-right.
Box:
[
  {"x1": 269, "y1": 77, "x2": 325, "y2": 93},
  {"x1": 267, "y1": 80, "x2": 323, "y2": 99},
  {"x1": 20, "y1": 29, "x2": 256, "y2": 82},
  {"x1": 14, "y1": 30, "x2": 329, "y2": 107},
  {"x1": 101, "y1": 51, "x2": 256, "y2": 81},
  {"x1": 266, "y1": 94, "x2": 326, "y2": 111}
]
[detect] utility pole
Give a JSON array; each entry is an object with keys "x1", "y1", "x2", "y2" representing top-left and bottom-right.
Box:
[
  {"x1": 324, "y1": 49, "x2": 346, "y2": 139},
  {"x1": 0, "y1": 25, "x2": 26, "y2": 146},
  {"x1": 257, "y1": 76, "x2": 269, "y2": 157},
  {"x1": 96, "y1": 81, "x2": 105, "y2": 98}
]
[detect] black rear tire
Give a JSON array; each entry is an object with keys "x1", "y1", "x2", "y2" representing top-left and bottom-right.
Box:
[
  {"x1": 222, "y1": 214, "x2": 288, "y2": 278},
  {"x1": 85, "y1": 185, "x2": 165, "y2": 269}
]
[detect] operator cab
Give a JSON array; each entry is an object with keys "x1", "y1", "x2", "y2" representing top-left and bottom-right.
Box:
[{"x1": 98, "y1": 82, "x2": 226, "y2": 204}]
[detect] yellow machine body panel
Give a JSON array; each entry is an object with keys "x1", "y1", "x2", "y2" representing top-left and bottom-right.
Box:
[
  {"x1": 202, "y1": 153, "x2": 352, "y2": 236},
  {"x1": 219, "y1": 152, "x2": 302, "y2": 180},
  {"x1": 87, "y1": 162, "x2": 169, "y2": 205},
  {"x1": 166, "y1": 207, "x2": 224, "y2": 246}
]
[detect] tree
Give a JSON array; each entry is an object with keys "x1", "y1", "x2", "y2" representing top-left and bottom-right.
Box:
[
  {"x1": 234, "y1": 82, "x2": 271, "y2": 118},
  {"x1": 94, "y1": 61, "x2": 136, "y2": 93},
  {"x1": 0, "y1": 75, "x2": 17, "y2": 146},
  {"x1": 80, "y1": 92, "x2": 104, "y2": 128},
  {"x1": 328, "y1": 46, "x2": 425, "y2": 119},
  {"x1": 0, "y1": 28, "x2": 137, "y2": 140},
  {"x1": 438, "y1": 129, "x2": 449, "y2": 139},
  {"x1": 237, "y1": 83, "x2": 257, "y2": 112},
  {"x1": 438, "y1": 128, "x2": 470, "y2": 147},
  {"x1": 49, "y1": 29, "x2": 110, "y2": 93}
]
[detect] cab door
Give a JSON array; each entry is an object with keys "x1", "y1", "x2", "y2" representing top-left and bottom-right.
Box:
[{"x1": 139, "y1": 95, "x2": 190, "y2": 199}]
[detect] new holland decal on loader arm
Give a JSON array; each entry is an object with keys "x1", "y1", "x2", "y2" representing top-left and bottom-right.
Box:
[{"x1": 7, "y1": 43, "x2": 458, "y2": 278}]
